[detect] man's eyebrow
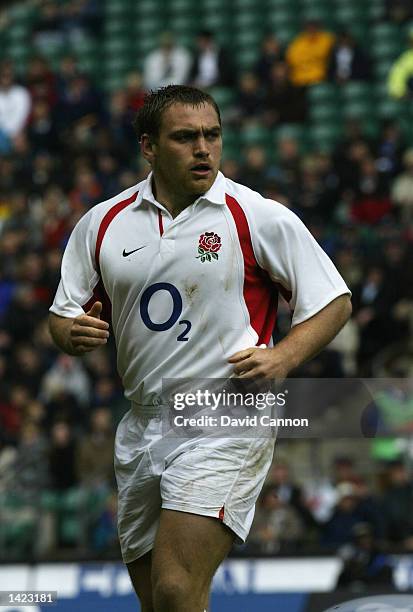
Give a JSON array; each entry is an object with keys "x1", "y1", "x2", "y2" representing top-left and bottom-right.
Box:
[{"x1": 169, "y1": 126, "x2": 222, "y2": 136}]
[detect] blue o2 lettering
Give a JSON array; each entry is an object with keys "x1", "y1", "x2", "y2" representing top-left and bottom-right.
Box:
[{"x1": 140, "y1": 283, "x2": 192, "y2": 341}]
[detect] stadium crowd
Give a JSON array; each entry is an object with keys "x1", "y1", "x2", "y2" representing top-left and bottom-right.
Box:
[{"x1": 0, "y1": 0, "x2": 413, "y2": 569}]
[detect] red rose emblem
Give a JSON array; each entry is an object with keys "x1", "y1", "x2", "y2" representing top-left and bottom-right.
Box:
[
  {"x1": 199, "y1": 232, "x2": 221, "y2": 253},
  {"x1": 196, "y1": 232, "x2": 222, "y2": 262}
]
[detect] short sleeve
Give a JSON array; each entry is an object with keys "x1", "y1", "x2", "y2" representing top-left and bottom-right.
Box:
[
  {"x1": 49, "y1": 211, "x2": 99, "y2": 319},
  {"x1": 254, "y1": 204, "x2": 351, "y2": 327}
]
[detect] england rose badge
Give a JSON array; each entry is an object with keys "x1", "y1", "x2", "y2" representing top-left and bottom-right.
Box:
[{"x1": 196, "y1": 232, "x2": 221, "y2": 262}]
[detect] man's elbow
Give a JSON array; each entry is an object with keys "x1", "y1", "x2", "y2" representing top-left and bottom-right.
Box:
[{"x1": 338, "y1": 294, "x2": 352, "y2": 324}]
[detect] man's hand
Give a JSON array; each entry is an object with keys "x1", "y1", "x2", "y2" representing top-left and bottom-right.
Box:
[
  {"x1": 228, "y1": 295, "x2": 352, "y2": 380},
  {"x1": 70, "y1": 301, "x2": 110, "y2": 354},
  {"x1": 228, "y1": 346, "x2": 288, "y2": 380}
]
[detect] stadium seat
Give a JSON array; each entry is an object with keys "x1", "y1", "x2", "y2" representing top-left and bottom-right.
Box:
[
  {"x1": 370, "y1": 39, "x2": 403, "y2": 61},
  {"x1": 235, "y1": 48, "x2": 260, "y2": 71},
  {"x1": 334, "y1": 6, "x2": 369, "y2": 26},
  {"x1": 368, "y1": 0, "x2": 386, "y2": 21},
  {"x1": 340, "y1": 82, "x2": 371, "y2": 102},
  {"x1": 343, "y1": 100, "x2": 373, "y2": 119},
  {"x1": 374, "y1": 59, "x2": 395, "y2": 81},
  {"x1": 240, "y1": 124, "x2": 271, "y2": 148},
  {"x1": 208, "y1": 87, "x2": 235, "y2": 110},
  {"x1": 370, "y1": 22, "x2": 400, "y2": 42},
  {"x1": 266, "y1": 12, "x2": 299, "y2": 32},
  {"x1": 377, "y1": 98, "x2": 405, "y2": 119},
  {"x1": 308, "y1": 123, "x2": 342, "y2": 151},
  {"x1": 267, "y1": 0, "x2": 300, "y2": 8},
  {"x1": 105, "y1": 0, "x2": 133, "y2": 18},
  {"x1": 310, "y1": 102, "x2": 341, "y2": 123},
  {"x1": 307, "y1": 83, "x2": 339, "y2": 104}
]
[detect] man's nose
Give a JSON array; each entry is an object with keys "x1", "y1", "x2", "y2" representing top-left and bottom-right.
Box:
[{"x1": 194, "y1": 135, "x2": 209, "y2": 156}]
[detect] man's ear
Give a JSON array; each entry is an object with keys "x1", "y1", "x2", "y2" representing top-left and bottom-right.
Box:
[{"x1": 140, "y1": 133, "x2": 156, "y2": 164}]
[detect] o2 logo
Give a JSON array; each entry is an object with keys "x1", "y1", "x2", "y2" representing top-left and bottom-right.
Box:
[{"x1": 140, "y1": 282, "x2": 191, "y2": 341}]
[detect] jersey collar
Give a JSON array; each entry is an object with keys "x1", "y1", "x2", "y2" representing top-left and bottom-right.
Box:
[{"x1": 136, "y1": 170, "x2": 226, "y2": 210}]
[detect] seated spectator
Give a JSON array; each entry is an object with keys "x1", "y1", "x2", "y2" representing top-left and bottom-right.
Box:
[
  {"x1": 125, "y1": 71, "x2": 146, "y2": 113},
  {"x1": 27, "y1": 99, "x2": 60, "y2": 154},
  {"x1": 76, "y1": 407, "x2": 116, "y2": 489},
  {"x1": 266, "y1": 459, "x2": 318, "y2": 531},
  {"x1": 322, "y1": 482, "x2": 366, "y2": 549},
  {"x1": 26, "y1": 56, "x2": 57, "y2": 107},
  {"x1": 388, "y1": 26, "x2": 413, "y2": 99},
  {"x1": 375, "y1": 121, "x2": 405, "y2": 181},
  {"x1": 0, "y1": 60, "x2": 31, "y2": 140},
  {"x1": 351, "y1": 156, "x2": 392, "y2": 224},
  {"x1": 143, "y1": 32, "x2": 191, "y2": 91},
  {"x1": 32, "y1": 1, "x2": 64, "y2": 54},
  {"x1": 381, "y1": 460, "x2": 413, "y2": 548},
  {"x1": 49, "y1": 421, "x2": 78, "y2": 491},
  {"x1": 263, "y1": 61, "x2": 307, "y2": 126},
  {"x1": 328, "y1": 30, "x2": 371, "y2": 83},
  {"x1": 189, "y1": 30, "x2": 234, "y2": 88},
  {"x1": 337, "y1": 522, "x2": 393, "y2": 588},
  {"x1": 249, "y1": 484, "x2": 305, "y2": 554},
  {"x1": 286, "y1": 20, "x2": 335, "y2": 87},
  {"x1": 255, "y1": 32, "x2": 284, "y2": 88},
  {"x1": 239, "y1": 145, "x2": 270, "y2": 192},
  {"x1": 391, "y1": 148, "x2": 413, "y2": 223},
  {"x1": 236, "y1": 72, "x2": 264, "y2": 124},
  {"x1": 385, "y1": 0, "x2": 413, "y2": 24},
  {"x1": 55, "y1": 73, "x2": 101, "y2": 128},
  {"x1": 60, "y1": 0, "x2": 103, "y2": 44}
]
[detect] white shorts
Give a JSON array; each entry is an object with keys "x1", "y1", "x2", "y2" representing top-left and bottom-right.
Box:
[{"x1": 114, "y1": 405, "x2": 275, "y2": 564}]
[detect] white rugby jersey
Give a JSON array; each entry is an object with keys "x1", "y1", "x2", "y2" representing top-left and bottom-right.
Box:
[{"x1": 50, "y1": 171, "x2": 350, "y2": 407}]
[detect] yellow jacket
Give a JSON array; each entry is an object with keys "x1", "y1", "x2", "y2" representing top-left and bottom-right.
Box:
[
  {"x1": 388, "y1": 49, "x2": 413, "y2": 98},
  {"x1": 287, "y1": 31, "x2": 335, "y2": 86}
]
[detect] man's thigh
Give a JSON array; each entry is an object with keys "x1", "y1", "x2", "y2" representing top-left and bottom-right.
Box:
[{"x1": 152, "y1": 509, "x2": 235, "y2": 601}]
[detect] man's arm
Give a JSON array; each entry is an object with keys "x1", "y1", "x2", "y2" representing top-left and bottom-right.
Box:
[
  {"x1": 228, "y1": 294, "x2": 352, "y2": 379},
  {"x1": 49, "y1": 301, "x2": 110, "y2": 356}
]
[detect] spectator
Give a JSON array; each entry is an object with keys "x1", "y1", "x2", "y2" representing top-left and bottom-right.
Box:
[
  {"x1": 249, "y1": 484, "x2": 305, "y2": 554},
  {"x1": 189, "y1": 30, "x2": 234, "y2": 88},
  {"x1": 0, "y1": 60, "x2": 31, "y2": 140},
  {"x1": 391, "y1": 148, "x2": 413, "y2": 223},
  {"x1": 286, "y1": 20, "x2": 335, "y2": 87},
  {"x1": 266, "y1": 459, "x2": 318, "y2": 531},
  {"x1": 76, "y1": 407, "x2": 115, "y2": 488},
  {"x1": 49, "y1": 421, "x2": 78, "y2": 491},
  {"x1": 351, "y1": 156, "x2": 392, "y2": 224},
  {"x1": 236, "y1": 72, "x2": 264, "y2": 124},
  {"x1": 385, "y1": 0, "x2": 413, "y2": 24},
  {"x1": 255, "y1": 32, "x2": 284, "y2": 87},
  {"x1": 263, "y1": 61, "x2": 307, "y2": 126},
  {"x1": 381, "y1": 460, "x2": 413, "y2": 547},
  {"x1": 143, "y1": 32, "x2": 191, "y2": 91},
  {"x1": 375, "y1": 121, "x2": 405, "y2": 181},
  {"x1": 337, "y1": 522, "x2": 393, "y2": 588},
  {"x1": 26, "y1": 56, "x2": 57, "y2": 107},
  {"x1": 388, "y1": 26, "x2": 413, "y2": 99},
  {"x1": 40, "y1": 354, "x2": 92, "y2": 408},
  {"x1": 328, "y1": 30, "x2": 371, "y2": 83},
  {"x1": 322, "y1": 482, "x2": 366, "y2": 548},
  {"x1": 239, "y1": 145, "x2": 270, "y2": 192},
  {"x1": 32, "y1": 1, "x2": 64, "y2": 54}
]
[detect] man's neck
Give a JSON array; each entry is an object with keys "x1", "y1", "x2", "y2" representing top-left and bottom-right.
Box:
[{"x1": 152, "y1": 176, "x2": 195, "y2": 218}]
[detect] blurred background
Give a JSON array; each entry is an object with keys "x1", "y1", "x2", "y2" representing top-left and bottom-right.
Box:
[{"x1": 1, "y1": 0, "x2": 413, "y2": 609}]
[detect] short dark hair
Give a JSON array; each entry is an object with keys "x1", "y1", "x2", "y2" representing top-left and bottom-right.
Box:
[{"x1": 132, "y1": 85, "x2": 221, "y2": 141}]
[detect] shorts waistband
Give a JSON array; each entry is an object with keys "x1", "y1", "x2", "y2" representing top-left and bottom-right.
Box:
[{"x1": 131, "y1": 401, "x2": 164, "y2": 417}]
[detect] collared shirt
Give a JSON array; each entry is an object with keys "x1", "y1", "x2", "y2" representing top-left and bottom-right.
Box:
[{"x1": 50, "y1": 171, "x2": 349, "y2": 407}]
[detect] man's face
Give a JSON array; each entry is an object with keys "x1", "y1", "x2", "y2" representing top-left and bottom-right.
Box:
[{"x1": 147, "y1": 102, "x2": 222, "y2": 201}]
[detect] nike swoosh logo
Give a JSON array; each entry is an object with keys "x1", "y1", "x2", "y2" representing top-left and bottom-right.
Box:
[{"x1": 122, "y1": 246, "x2": 147, "y2": 257}]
